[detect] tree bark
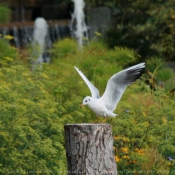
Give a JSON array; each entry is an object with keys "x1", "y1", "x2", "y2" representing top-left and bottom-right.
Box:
[{"x1": 64, "y1": 123, "x2": 117, "y2": 175}]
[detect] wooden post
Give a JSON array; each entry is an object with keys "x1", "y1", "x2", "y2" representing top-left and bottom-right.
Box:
[{"x1": 64, "y1": 123, "x2": 117, "y2": 175}]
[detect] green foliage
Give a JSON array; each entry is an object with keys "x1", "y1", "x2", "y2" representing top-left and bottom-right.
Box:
[
  {"x1": 146, "y1": 57, "x2": 164, "y2": 73},
  {"x1": 51, "y1": 39, "x2": 138, "y2": 92},
  {"x1": 51, "y1": 38, "x2": 78, "y2": 60},
  {"x1": 0, "y1": 38, "x2": 18, "y2": 63},
  {"x1": 112, "y1": 84, "x2": 175, "y2": 174},
  {"x1": 105, "y1": 0, "x2": 175, "y2": 60},
  {"x1": 0, "y1": 4, "x2": 11, "y2": 24},
  {"x1": 145, "y1": 57, "x2": 174, "y2": 91},
  {"x1": 0, "y1": 62, "x2": 68, "y2": 173},
  {"x1": 157, "y1": 68, "x2": 173, "y2": 82},
  {"x1": 27, "y1": 42, "x2": 42, "y2": 62},
  {"x1": 0, "y1": 38, "x2": 175, "y2": 174},
  {"x1": 108, "y1": 47, "x2": 138, "y2": 67}
]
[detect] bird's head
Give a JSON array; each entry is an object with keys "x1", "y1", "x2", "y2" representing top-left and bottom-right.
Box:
[{"x1": 81, "y1": 96, "x2": 91, "y2": 107}]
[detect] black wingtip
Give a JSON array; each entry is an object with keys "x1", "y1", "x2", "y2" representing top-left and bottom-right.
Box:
[{"x1": 125, "y1": 63, "x2": 145, "y2": 84}]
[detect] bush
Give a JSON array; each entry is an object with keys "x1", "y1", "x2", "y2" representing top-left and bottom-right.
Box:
[
  {"x1": 105, "y1": 0, "x2": 175, "y2": 60},
  {"x1": 0, "y1": 38, "x2": 174, "y2": 174},
  {"x1": 0, "y1": 4, "x2": 11, "y2": 24},
  {"x1": 112, "y1": 83, "x2": 175, "y2": 174},
  {"x1": 0, "y1": 38, "x2": 18, "y2": 63}
]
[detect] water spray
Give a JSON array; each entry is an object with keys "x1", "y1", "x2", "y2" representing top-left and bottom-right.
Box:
[{"x1": 70, "y1": 0, "x2": 89, "y2": 50}]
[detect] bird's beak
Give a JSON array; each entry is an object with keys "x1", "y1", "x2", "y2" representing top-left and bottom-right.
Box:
[{"x1": 80, "y1": 104, "x2": 84, "y2": 108}]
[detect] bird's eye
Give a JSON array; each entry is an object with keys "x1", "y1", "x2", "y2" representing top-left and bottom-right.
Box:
[
  {"x1": 85, "y1": 100, "x2": 87, "y2": 102},
  {"x1": 89, "y1": 99, "x2": 90, "y2": 101}
]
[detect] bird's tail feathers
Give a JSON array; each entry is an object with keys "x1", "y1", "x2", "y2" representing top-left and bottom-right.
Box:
[{"x1": 111, "y1": 113, "x2": 118, "y2": 117}]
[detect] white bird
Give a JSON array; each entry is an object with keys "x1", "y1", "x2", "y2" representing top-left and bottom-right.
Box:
[{"x1": 74, "y1": 63, "x2": 145, "y2": 117}]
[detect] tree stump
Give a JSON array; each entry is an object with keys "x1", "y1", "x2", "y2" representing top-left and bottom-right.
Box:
[{"x1": 64, "y1": 123, "x2": 117, "y2": 175}]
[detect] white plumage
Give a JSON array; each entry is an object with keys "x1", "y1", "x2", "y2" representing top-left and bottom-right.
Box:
[{"x1": 74, "y1": 63, "x2": 145, "y2": 117}]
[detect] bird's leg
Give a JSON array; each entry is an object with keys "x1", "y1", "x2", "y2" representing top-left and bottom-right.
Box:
[
  {"x1": 102, "y1": 117, "x2": 108, "y2": 123},
  {"x1": 92, "y1": 115, "x2": 99, "y2": 123}
]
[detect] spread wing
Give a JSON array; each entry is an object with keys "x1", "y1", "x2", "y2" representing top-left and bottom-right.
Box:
[
  {"x1": 74, "y1": 66, "x2": 100, "y2": 98},
  {"x1": 100, "y1": 63, "x2": 145, "y2": 111}
]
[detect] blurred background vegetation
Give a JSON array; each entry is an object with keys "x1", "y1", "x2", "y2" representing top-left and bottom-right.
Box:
[
  {"x1": 101, "y1": 0, "x2": 175, "y2": 61},
  {"x1": 0, "y1": 4, "x2": 11, "y2": 24},
  {"x1": 0, "y1": 1, "x2": 175, "y2": 174}
]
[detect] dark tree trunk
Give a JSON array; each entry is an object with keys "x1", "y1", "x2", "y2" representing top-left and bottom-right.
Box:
[{"x1": 64, "y1": 123, "x2": 117, "y2": 175}]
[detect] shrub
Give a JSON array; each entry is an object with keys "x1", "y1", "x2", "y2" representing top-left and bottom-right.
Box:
[{"x1": 0, "y1": 38, "x2": 174, "y2": 174}]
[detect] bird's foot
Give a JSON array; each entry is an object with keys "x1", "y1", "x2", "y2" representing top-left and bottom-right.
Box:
[
  {"x1": 92, "y1": 116, "x2": 99, "y2": 124},
  {"x1": 101, "y1": 117, "x2": 108, "y2": 123}
]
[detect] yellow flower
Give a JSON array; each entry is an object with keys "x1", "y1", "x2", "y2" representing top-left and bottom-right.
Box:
[
  {"x1": 121, "y1": 147, "x2": 129, "y2": 153},
  {"x1": 122, "y1": 137, "x2": 130, "y2": 142},
  {"x1": 135, "y1": 148, "x2": 145, "y2": 155},
  {"x1": 123, "y1": 155, "x2": 130, "y2": 159},
  {"x1": 132, "y1": 160, "x2": 137, "y2": 164},
  {"x1": 3, "y1": 57, "x2": 13, "y2": 61},
  {"x1": 4, "y1": 35, "x2": 14, "y2": 40},
  {"x1": 114, "y1": 136, "x2": 119, "y2": 140},
  {"x1": 82, "y1": 36, "x2": 89, "y2": 41},
  {"x1": 128, "y1": 160, "x2": 137, "y2": 165},
  {"x1": 168, "y1": 162, "x2": 172, "y2": 166},
  {"x1": 115, "y1": 156, "x2": 121, "y2": 162},
  {"x1": 94, "y1": 31, "x2": 102, "y2": 37}
]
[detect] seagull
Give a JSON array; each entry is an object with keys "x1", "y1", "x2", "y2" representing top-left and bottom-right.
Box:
[{"x1": 74, "y1": 63, "x2": 145, "y2": 118}]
